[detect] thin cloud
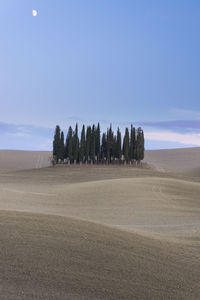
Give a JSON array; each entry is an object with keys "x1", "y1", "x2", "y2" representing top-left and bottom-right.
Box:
[
  {"x1": 139, "y1": 120, "x2": 200, "y2": 132},
  {"x1": 0, "y1": 121, "x2": 53, "y2": 138},
  {"x1": 145, "y1": 131, "x2": 200, "y2": 146},
  {"x1": 171, "y1": 108, "x2": 200, "y2": 119},
  {"x1": 60, "y1": 117, "x2": 200, "y2": 132}
]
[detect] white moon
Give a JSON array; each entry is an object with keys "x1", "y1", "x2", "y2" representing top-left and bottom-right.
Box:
[{"x1": 32, "y1": 10, "x2": 38, "y2": 17}]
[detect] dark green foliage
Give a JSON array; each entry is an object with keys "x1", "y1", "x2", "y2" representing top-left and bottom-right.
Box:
[
  {"x1": 64, "y1": 136, "x2": 68, "y2": 160},
  {"x1": 123, "y1": 128, "x2": 129, "y2": 163},
  {"x1": 91, "y1": 125, "x2": 96, "y2": 163},
  {"x1": 80, "y1": 125, "x2": 86, "y2": 163},
  {"x1": 106, "y1": 124, "x2": 114, "y2": 163},
  {"x1": 86, "y1": 126, "x2": 91, "y2": 162},
  {"x1": 113, "y1": 135, "x2": 117, "y2": 161},
  {"x1": 53, "y1": 125, "x2": 61, "y2": 163},
  {"x1": 53, "y1": 123, "x2": 144, "y2": 165},
  {"x1": 66, "y1": 126, "x2": 73, "y2": 163},
  {"x1": 96, "y1": 123, "x2": 101, "y2": 162},
  {"x1": 73, "y1": 123, "x2": 79, "y2": 163},
  {"x1": 101, "y1": 133, "x2": 106, "y2": 162},
  {"x1": 136, "y1": 127, "x2": 144, "y2": 161},
  {"x1": 60, "y1": 131, "x2": 65, "y2": 162},
  {"x1": 130, "y1": 125, "x2": 136, "y2": 161},
  {"x1": 116, "y1": 127, "x2": 121, "y2": 161}
]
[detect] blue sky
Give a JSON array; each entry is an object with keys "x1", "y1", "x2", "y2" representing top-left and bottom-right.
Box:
[{"x1": 0, "y1": 0, "x2": 200, "y2": 150}]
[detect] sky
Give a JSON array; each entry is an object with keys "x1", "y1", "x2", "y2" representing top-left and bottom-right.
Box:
[{"x1": 0, "y1": 0, "x2": 200, "y2": 150}]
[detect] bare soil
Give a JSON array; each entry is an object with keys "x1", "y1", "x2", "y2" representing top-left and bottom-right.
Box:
[{"x1": 0, "y1": 150, "x2": 200, "y2": 299}]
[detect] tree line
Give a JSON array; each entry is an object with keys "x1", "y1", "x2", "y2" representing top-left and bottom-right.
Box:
[{"x1": 53, "y1": 123, "x2": 144, "y2": 165}]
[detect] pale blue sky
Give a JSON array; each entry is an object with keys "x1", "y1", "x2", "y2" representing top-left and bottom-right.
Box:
[{"x1": 0, "y1": 0, "x2": 200, "y2": 150}]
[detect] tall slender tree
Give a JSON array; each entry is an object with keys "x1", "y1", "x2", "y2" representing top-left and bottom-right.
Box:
[
  {"x1": 113, "y1": 135, "x2": 117, "y2": 162},
  {"x1": 53, "y1": 125, "x2": 61, "y2": 163},
  {"x1": 123, "y1": 127, "x2": 129, "y2": 163},
  {"x1": 95, "y1": 122, "x2": 101, "y2": 163},
  {"x1": 60, "y1": 131, "x2": 65, "y2": 162},
  {"x1": 66, "y1": 126, "x2": 73, "y2": 163},
  {"x1": 130, "y1": 125, "x2": 136, "y2": 162},
  {"x1": 73, "y1": 123, "x2": 79, "y2": 163},
  {"x1": 85, "y1": 126, "x2": 91, "y2": 162},
  {"x1": 64, "y1": 134, "x2": 68, "y2": 160},
  {"x1": 136, "y1": 127, "x2": 144, "y2": 162},
  {"x1": 79, "y1": 125, "x2": 86, "y2": 163},
  {"x1": 116, "y1": 127, "x2": 122, "y2": 162},
  {"x1": 106, "y1": 124, "x2": 113, "y2": 163},
  {"x1": 101, "y1": 133, "x2": 106, "y2": 163},
  {"x1": 91, "y1": 124, "x2": 96, "y2": 163}
]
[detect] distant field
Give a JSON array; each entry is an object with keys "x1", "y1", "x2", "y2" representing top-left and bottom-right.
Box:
[
  {"x1": 0, "y1": 147, "x2": 200, "y2": 174},
  {"x1": 0, "y1": 150, "x2": 51, "y2": 172},
  {"x1": 0, "y1": 148, "x2": 200, "y2": 298},
  {"x1": 144, "y1": 147, "x2": 200, "y2": 174}
]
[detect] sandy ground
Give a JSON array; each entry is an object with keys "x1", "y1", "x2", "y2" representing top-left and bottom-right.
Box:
[
  {"x1": 0, "y1": 150, "x2": 200, "y2": 299},
  {"x1": 144, "y1": 147, "x2": 200, "y2": 174},
  {"x1": 0, "y1": 150, "x2": 51, "y2": 173}
]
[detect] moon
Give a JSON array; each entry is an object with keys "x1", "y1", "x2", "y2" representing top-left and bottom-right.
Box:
[{"x1": 32, "y1": 10, "x2": 38, "y2": 17}]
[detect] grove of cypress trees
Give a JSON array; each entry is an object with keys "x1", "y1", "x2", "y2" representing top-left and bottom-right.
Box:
[{"x1": 53, "y1": 123, "x2": 144, "y2": 165}]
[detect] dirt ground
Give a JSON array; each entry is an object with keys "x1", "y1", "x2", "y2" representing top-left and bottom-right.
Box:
[
  {"x1": 0, "y1": 150, "x2": 51, "y2": 173},
  {"x1": 0, "y1": 150, "x2": 200, "y2": 299},
  {"x1": 144, "y1": 147, "x2": 200, "y2": 174}
]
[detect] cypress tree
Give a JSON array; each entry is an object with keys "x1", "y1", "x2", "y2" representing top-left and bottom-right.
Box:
[
  {"x1": 106, "y1": 124, "x2": 113, "y2": 163},
  {"x1": 86, "y1": 126, "x2": 91, "y2": 162},
  {"x1": 64, "y1": 135, "x2": 68, "y2": 160},
  {"x1": 96, "y1": 123, "x2": 101, "y2": 163},
  {"x1": 116, "y1": 127, "x2": 121, "y2": 162},
  {"x1": 60, "y1": 131, "x2": 65, "y2": 162},
  {"x1": 101, "y1": 133, "x2": 106, "y2": 163},
  {"x1": 80, "y1": 125, "x2": 86, "y2": 163},
  {"x1": 123, "y1": 127, "x2": 129, "y2": 163},
  {"x1": 91, "y1": 124, "x2": 96, "y2": 163},
  {"x1": 130, "y1": 125, "x2": 136, "y2": 162},
  {"x1": 73, "y1": 123, "x2": 79, "y2": 163},
  {"x1": 113, "y1": 135, "x2": 117, "y2": 162},
  {"x1": 109, "y1": 124, "x2": 114, "y2": 162},
  {"x1": 53, "y1": 125, "x2": 61, "y2": 163},
  {"x1": 133, "y1": 126, "x2": 136, "y2": 161},
  {"x1": 67, "y1": 126, "x2": 73, "y2": 163},
  {"x1": 106, "y1": 128, "x2": 110, "y2": 163},
  {"x1": 136, "y1": 127, "x2": 144, "y2": 162}
]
